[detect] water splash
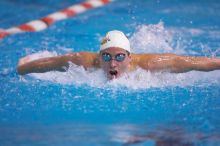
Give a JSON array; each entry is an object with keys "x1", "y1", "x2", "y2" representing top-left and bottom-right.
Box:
[
  {"x1": 28, "y1": 61, "x2": 220, "y2": 90},
  {"x1": 130, "y1": 21, "x2": 174, "y2": 53}
]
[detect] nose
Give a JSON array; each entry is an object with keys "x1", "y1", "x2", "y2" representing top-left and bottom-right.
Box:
[{"x1": 110, "y1": 59, "x2": 117, "y2": 68}]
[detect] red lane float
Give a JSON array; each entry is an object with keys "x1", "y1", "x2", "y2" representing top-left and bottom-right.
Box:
[
  {"x1": 0, "y1": 30, "x2": 9, "y2": 39},
  {"x1": 0, "y1": 0, "x2": 114, "y2": 39}
]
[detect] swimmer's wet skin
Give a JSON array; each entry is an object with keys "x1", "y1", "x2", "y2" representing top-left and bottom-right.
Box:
[{"x1": 17, "y1": 30, "x2": 220, "y2": 80}]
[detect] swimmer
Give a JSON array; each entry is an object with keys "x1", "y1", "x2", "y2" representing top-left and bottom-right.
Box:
[{"x1": 17, "y1": 30, "x2": 220, "y2": 80}]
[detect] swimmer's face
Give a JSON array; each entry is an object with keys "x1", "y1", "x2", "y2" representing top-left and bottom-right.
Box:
[{"x1": 99, "y1": 47, "x2": 131, "y2": 80}]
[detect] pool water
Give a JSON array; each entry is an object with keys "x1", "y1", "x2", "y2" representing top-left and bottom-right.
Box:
[{"x1": 1, "y1": 0, "x2": 220, "y2": 145}]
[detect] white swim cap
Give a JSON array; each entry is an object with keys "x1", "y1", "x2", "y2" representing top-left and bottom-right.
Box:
[{"x1": 100, "y1": 30, "x2": 131, "y2": 52}]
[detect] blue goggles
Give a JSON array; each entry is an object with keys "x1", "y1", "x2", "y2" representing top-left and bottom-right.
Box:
[{"x1": 101, "y1": 53, "x2": 126, "y2": 62}]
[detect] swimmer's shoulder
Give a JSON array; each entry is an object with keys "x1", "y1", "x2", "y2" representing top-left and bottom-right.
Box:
[
  {"x1": 130, "y1": 53, "x2": 152, "y2": 64},
  {"x1": 81, "y1": 52, "x2": 100, "y2": 68},
  {"x1": 130, "y1": 53, "x2": 163, "y2": 69},
  {"x1": 65, "y1": 52, "x2": 100, "y2": 68}
]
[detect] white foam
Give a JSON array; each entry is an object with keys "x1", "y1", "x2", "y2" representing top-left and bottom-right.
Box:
[
  {"x1": 30, "y1": 63, "x2": 107, "y2": 87},
  {"x1": 29, "y1": 63, "x2": 220, "y2": 90}
]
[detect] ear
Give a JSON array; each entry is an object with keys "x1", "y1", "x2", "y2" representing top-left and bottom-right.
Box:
[
  {"x1": 127, "y1": 52, "x2": 131, "y2": 59},
  {"x1": 98, "y1": 52, "x2": 104, "y2": 65},
  {"x1": 127, "y1": 54, "x2": 132, "y2": 64}
]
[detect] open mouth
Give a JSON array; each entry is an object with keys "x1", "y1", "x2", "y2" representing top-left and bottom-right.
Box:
[{"x1": 109, "y1": 70, "x2": 118, "y2": 76}]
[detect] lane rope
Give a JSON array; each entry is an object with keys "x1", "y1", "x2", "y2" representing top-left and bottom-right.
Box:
[{"x1": 0, "y1": 0, "x2": 114, "y2": 39}]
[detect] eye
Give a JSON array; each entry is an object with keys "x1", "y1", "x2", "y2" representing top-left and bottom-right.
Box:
[
  {"x1": 102, "y1": 53, "x2": 111, "y2": 62},
  {"x1": 115, "y1": 53, "x2": 126, "y2": 62}
]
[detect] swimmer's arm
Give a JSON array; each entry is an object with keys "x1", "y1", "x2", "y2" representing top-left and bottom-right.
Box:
[
  {"x1": 138, "y1": 54, "x2": 220, "y2": 73},
  {"x1": 17, "y1": 52, "x2": 99, "y2": 75}
]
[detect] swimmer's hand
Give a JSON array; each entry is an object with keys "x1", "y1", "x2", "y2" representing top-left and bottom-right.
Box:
[
  {"x1": 18, "y1": 55, "x2": 33, "y2": 66},
  {"x1": 140, "y1": 54, "x2": 220, "y2": 73},
  {"x1": 17, "y1": 52, "x2": 98, "y2": 75},
  {"x1": 18, "y1": 51, "x2": 57, "y2": 67},
  {"x1": 17, "y1": 55, "x2": 70, "y2": 75}
]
